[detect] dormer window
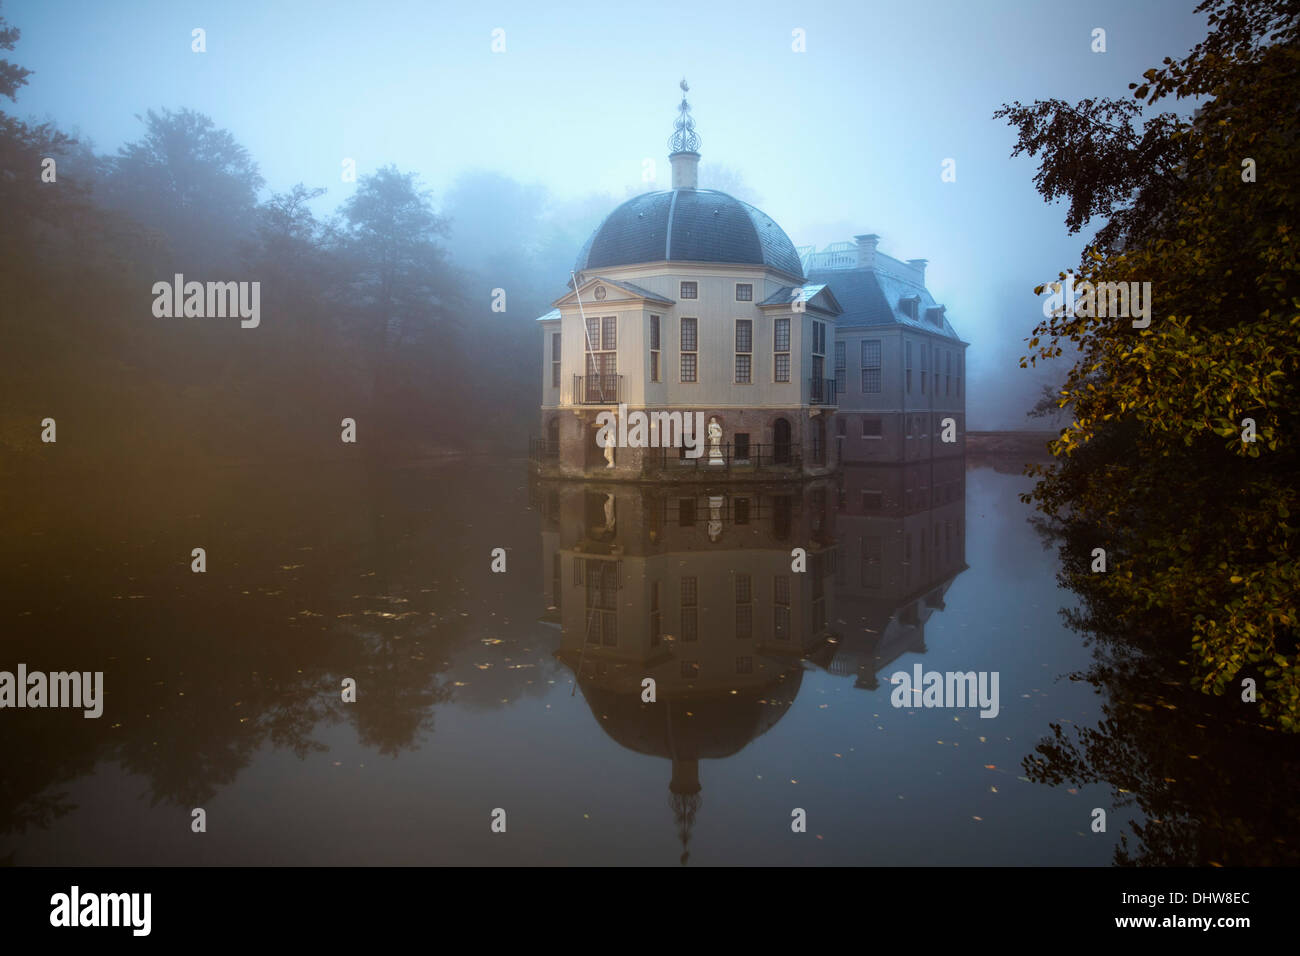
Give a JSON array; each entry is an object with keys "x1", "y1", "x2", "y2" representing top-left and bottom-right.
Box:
[
  {"x1": 900, "y1": 295, "x2": 921, "y2": 320},
  {"x1": 680, "y1": 281, "x2": 698, "y2": 299},
  {"x1": 926, "y1": 305, "x2": 946, "y2": 327}
]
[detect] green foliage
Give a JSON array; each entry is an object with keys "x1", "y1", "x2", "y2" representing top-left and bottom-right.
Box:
[{"x1": 1003, "y1": 0, "x2": 1300, "y2": 728}]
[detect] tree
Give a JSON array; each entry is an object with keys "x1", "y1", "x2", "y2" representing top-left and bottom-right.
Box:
[
  {"x1": 1000, "y1": 0, "x2": 1300, "y2": 728},
  {"x1": 103, "y1": 108, "x2": 265, "y2": 271},
  {"x1": 336, "y1": 165, "x2": 463, "y2": 447}
]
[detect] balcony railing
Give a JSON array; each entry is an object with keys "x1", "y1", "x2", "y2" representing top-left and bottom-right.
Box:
[
  {"x1": 528, "y1": 437, "x2": 559, "y2": 462},
  {"x1": 643, "y1": 442, "x2": 802, "y2": 473},
  {"x1": 809, "y1": 377, "x2": 838, "y2": 406},
  {"x1": 573, "y1": 373, "x2": 623, "y2": 405}
]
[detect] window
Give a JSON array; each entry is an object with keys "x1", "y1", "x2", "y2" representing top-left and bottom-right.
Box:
[
  {"x1": 551, "y1": 332, "x2": 561, "y2": 388},
  {"x1": 862, "y1": 491, "x2": 883, "y2": 513},
  {"x1": 735, "y1": 574, "x2": 752, "y2": 639},
  {"x1": 650, "y1": 315, "x2": 661, "y2": 383},
  {"x1": 681, "y1": 661, "x2": 699, "y2": 678},
  {"x1": 585, "y1": 316, "x2": 616, "y2": 396},
  {"x1": 678, "y1": 498, "x2": 696, "y2": 527},
  {"x1": 861, "y1": 535, "x2": 883, "y2": 589},
  {"x1": 905, "y1": 341, "x2": 913, "y2": 394},
  {"x1": 736, "y1": 657, "x2": 753, "y2": 674},
  {"x1": 649, "y1": 581, "x2": 661, "y2": 647},
  {"x1": 861, "y1": 338, "x2": 881, "y2": 394},
  {"x1": 921, "y1": 343, "x2": 927, "y2": 394},
  {"x1": 835, "y1": 341, "x2": 846, "y2": 395},
  {"x1": 774, "y1": 318, "x2": 790, "y2": 382},
  {"x1": 734, "y1": 497, "x2": 751, "y2": 524},
  {"x1": 957, "y1": 352, "x2": 963, "y2": 397},
  {"x1": 680, "y1": 281, "x2": 698, "y2": 299},
  {"x1": 681, "y1": 576, "x2": 698, "y2": 642},
  {"x1": 734, "y1": 433, "x2": 750, "y2": 460},
  {"x1": 862, "y1": 416, "x2": 882, "y2": 438},
  {"x1": 735, "y1": 283, "x2": 753, "y2": 302},
  {"x1": 774, "y1": 574, "x2": 790, "y2": 640},
  {"x1": 680, "y1": 317, "x2": 698, "y2": 382},
  {"x1": 733, "y1": 319, "x2": 752, "y2": 384},
  {"x1": 811, "y1": 321, "x2": 826, "y2": 394},
  {"x1": 945, "y1": 351, "x2": 951, "y2": 396}
]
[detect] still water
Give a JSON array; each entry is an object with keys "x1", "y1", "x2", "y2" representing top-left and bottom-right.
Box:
[{"x1": 0, "y1": 456, "x2": 1290, "y2": 865}]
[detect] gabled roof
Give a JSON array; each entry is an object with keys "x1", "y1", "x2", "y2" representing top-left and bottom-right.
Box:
[
  {"x1": 551, "y1": 275, "x2": 675, "y2": 310},
  {"x1": 808, "y1": 265, "x2": 965, "y2": 342},
  {"x1": 534, "y1": 308, "x2": 562, "y2": 323},
  {"x1": 758, "y1": 283, "x2": 843, "y2": 316}
]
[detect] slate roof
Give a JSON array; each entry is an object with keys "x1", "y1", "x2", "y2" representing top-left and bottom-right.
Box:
[
  {"x1": 808, "y1": 265, "x2": 965, "y2": 342},
  {"x1": 576, "y1": 189, "x2": 805, "y2": 279},
  {"x1": 759, "y1": 283, "x2": 836, "y2": 309}
]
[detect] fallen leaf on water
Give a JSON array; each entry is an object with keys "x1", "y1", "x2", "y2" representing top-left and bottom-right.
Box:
[{"x1": 984, "y1": 764, "x2": 996, "y2": 770}]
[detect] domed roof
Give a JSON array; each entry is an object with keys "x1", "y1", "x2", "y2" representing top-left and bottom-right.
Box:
[
  {"x1": 577, "y1": 665, "x2": 804, "y2": 761},
  {"x1": 575, "y1": 189, "x2": 805, "y2": 280}
]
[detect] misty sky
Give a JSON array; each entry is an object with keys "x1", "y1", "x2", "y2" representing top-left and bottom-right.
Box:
[{"x1": 6, "y1": 0, "x2": 1209, "y2": 427}]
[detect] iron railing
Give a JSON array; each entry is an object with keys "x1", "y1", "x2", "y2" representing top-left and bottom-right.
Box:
[
  {"x1": 809, "y1": 377, "x2": 838, "y2": 406},
  {"x1": 529, "y1": 438, "x2": 559, "y2": 461},
  {"x1": 643, "y1": 442, "x2": 802, "y2": 473},
  {"x1": 573, "y1": 374, "x2": 623, "y2": 405}
]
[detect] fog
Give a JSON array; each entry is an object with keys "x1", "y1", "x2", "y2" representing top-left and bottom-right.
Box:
[{"x1": 3, "y1": 0, "x2": 1209, "y2": 442}]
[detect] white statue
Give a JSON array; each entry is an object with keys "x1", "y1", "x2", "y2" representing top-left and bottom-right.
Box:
[
  {"x1": 707, "y1": 417, "x2": 724, "y2": 466},
  {"x1": 707, "y1": 495, "x2": 724, "y2": 541},
  {"x1": 604, "y1": 440, "x2": 615, "y2": 468}
]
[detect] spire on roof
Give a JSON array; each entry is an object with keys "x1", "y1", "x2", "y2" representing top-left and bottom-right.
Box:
[{"x1": 668, "y1": 78, "x2": 701, "y2": 155}]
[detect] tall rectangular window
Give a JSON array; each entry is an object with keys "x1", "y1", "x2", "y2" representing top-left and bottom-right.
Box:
[
  {"x1": 735, "y1": 319, "x2": 752, "y2": 384},
  {"x1": 945, "y1": 351, "x2": 951, "y2": 396},
  {"x1": 861, "y1": 339, "x2": 881, "y2": 393},
  {"x1": 835, "y1": 341, "x2": 846, "y2": 395},
  {"x1": 860, "y1": 536, "x2": 883, "y2": 589},
  {"x1": 649, "y1": 581, "x2": 661, "y2": 647},
  {"x1": 680, "y1": 281, "x2": 698, "y2": 299},
  {"x1": 551, "y1": 332, "x2": 561, "y2": 388},
  {"x1": 584, "y1": 316, "x2": 616, "y2": 397},
  {"x1": 773, "y1": 574, "x2": 790, "y2": 640},
  {"x1": 774, "y1": 317, "x2": 790, "y2": 382},
  {"x1": 680, "y1": 317, "x2": 698, "y2": 382},
  {"x1": 905, "y1": 341, "x2": 913, "y2": 394},
  {"x1": 681, "y1": 576, "x2": 698, "y2": 642},
  {"x1": 649, "y1": 315, "x2": 661, "y2": 383},
  {"x1": 921, "y1": 342, "x2": 928, "y2": 394},
  {"x1": 735, "y1": 573, "x2": 752, "y2": 639}
]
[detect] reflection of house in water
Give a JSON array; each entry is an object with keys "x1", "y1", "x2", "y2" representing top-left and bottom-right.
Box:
[
  {"x1": 535, "y1": 479, "x2": 836, "y2": 861},
  {"x1": 820, "y1": 460, "x2": 968, "y2": 690}
]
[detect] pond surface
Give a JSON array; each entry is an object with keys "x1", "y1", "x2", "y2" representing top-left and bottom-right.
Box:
[{"x1": 0, "y1": 456, "x2": 1293, "y2": 865}]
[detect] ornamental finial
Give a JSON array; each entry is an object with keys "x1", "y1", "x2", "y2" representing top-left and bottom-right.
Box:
[{"x1": 668, "y1": 78, "x2": 700, "y2": 154}]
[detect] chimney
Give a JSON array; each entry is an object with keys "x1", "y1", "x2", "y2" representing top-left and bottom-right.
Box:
[
  {"x1": 907, "y1": 258, "x2": 929, "y2": 283},
  {"x1": 670, "y1": 151, "x2": 700, "y2": 190},
  {"x1": 854, "y1": 234, "x2": 879, "y2": 269}
]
